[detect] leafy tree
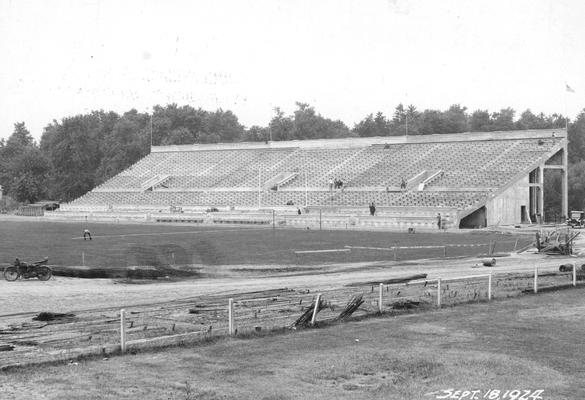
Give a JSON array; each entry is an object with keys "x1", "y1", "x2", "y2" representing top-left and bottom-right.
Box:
[
  {"x1": 161, "y1": 127, "x2": 194, "y2": 146},
  {"x1": 354, "y1": 112, "x2": 391, "y2": 137},
  {"x1": 469, "y1": 110, "x2": 491, "y2": 132},
  {"x1": 291, "y1": 102, "x2": 351, "y2": 140},
  {"x1": 0, "y1": 123, "x2": 39, "y2": 197},
  {"x1": 151, "y1": 104, "x2": 244, "y2": 145},
  {"x1": 353, "y1": 114, "x2": 377, "y2": 137},
  {"x1": 96, "y1": 109, "x2": 150, "y2": 183},
  {"x1": 243, "y1": 125, "x2": 270, "y2": 142},
  {"x1": 390, "y1": 104, "x2": 420, "y2": 135},
  {"x1": 11, "y1": 147, "x2": 50, "y2": 203},
  {"x1": 41, "y1": 111, "x2": 117, "y2": 201},
  {"x1": 373, "y1": 112, "x2": 391, "y2": 136},
  {"x1": 490, "y1": 108, "x2": 515, "y2": 131},
  {"x1": 515, "y1": 109, "x2": 549, "y2": 130},
  {"x1": 419, "y1": 110, "x2": 447, "y2": 135},
  {"x1": 267, "y1": 103, "x2": 351, "y2": 141},
  {"x1": 443, "y1": 104, "x2": 468, "y2": 133},
  {"x1": 568, "y1": 109, "x2": 585, "y2": 164},
  {"x1": 205, "y1": 109, "x2": 244, "y2": 142},
  {"x1": 268, "y1": 108, "x2": 295, "y2": 141},
  {"x1": 568, "y1": 160, "x2": 585, "y2": 211}
]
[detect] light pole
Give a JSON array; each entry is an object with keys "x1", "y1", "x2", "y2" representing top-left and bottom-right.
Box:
[{"x1": 150, "y1": 112, "x2": 154, "y2": 151}]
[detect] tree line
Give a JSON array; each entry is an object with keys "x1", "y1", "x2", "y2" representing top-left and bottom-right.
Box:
[{"x1": 1, "y1": 102, "x2": 584, "y2": 217}]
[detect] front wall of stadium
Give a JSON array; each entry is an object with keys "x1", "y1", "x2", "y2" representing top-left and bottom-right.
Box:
[
  {"x1": 58, "y1": 129, "x2": 568, "y2": 230},
  {"x1": 486, "y1": 176, "x2": 530, "y2": 226}
]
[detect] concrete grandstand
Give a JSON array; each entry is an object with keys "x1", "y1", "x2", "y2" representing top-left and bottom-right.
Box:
[{"x1": 58, "y1": 128, "x2": 567, "y2": 230}]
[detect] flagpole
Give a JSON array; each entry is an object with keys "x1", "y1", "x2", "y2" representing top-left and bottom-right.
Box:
[{"x1": 565, "y1": 83, "x2": 575, "y2": 132}]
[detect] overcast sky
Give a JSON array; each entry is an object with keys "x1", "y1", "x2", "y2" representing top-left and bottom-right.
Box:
[{"x1": 1, "y1": 0, "x2": 584, "y2": 142}]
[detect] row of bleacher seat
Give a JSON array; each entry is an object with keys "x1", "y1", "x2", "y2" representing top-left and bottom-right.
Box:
[
  {"x1": 72, "y1": 189, "x2": 485, "y2": 210},
  {"x1": 72, "y1": 136, "x2": 562, "y2": 211},
  {"x1": 96, "y1": 138, "x2": 560, "y2": 192}
]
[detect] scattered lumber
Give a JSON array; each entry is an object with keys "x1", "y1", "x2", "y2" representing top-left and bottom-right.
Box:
[
  {"x1": 336, "y1": 294, "x2": 364, "y2": 320},
  {"x1": 345, "y1": 273, "x2": 427, "y2": 287},
  {"x1": 291, "y1": 297, "x2": 328, "y2": 328}
]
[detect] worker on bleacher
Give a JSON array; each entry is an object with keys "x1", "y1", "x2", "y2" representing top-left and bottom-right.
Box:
[
  {"x1": 329, "y1": 178, "x2": 334, "y2": 191},
  {"x1": 369, "y1": 202, "x2": 376, "y2": 216},
  {"x1": 436, "y1": 213, "x2": 442, "y2": 230},
  {"x1": 400, "y1": 177, "x2": 407, "y2": 191}
]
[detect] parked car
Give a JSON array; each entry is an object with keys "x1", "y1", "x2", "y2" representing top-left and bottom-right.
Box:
[{"x1": 567, "y1": 210, "x2": 585, "y2": 228}]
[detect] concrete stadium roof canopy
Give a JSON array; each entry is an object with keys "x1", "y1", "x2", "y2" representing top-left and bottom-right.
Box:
[{"x1": 152, "y1": 128, "x2": 566, "y2": 153}]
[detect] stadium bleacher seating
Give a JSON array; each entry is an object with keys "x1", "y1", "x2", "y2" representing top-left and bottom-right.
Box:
[{"x1": 62, "y1": 130, "x2": 565, "y2": 229}]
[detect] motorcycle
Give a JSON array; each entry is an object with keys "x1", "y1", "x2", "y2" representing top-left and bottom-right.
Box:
[{"x1": 3, "y1": 257, "x2": 52, "y2": 281}]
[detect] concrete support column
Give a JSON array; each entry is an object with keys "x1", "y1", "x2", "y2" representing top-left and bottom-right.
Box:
[{"x1": 538, "y1": 165, "x2": 544, "y2": 223}]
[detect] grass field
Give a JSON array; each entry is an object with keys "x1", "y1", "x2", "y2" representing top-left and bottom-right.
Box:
[
  {"x1": 1, "y1": 286, "x2": 583, "y2": 400},
  {"x1": 0, "y1": 220, "x2": 531, "y2": 270}
]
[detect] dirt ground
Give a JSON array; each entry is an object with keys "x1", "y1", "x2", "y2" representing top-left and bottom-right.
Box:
[
  {"x1": 1, "y1": 285, "x2": 584, "y2": 400},
  {"x1": 1, "y1": 249, "x2": 578, "y2": 317}
]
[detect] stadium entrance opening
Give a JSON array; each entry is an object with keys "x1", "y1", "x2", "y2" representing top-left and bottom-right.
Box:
[{"x1": 459, "y1": 206, "x2": 487, "y2": 229}]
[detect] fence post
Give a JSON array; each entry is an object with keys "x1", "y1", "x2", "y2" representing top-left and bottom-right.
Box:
[
  {"x1": 443, "y1": 246, "x2": 447, "y2": 258},
  {"x1": 319, "y1": 209, "x2": 322, "y2": 231},
  {"x1": 120, "y1": 309, "x2": 126, "y2": 353},
  {"x1": 82, "y1": 252, "x2": 85, "y2": 267},
  {"x1": 488, "y1": 273, "x2": 492, "y2": 301},
  {"x1": 513, "y1": 238, "x2": 519, "y2": 252},
  {"x1": 272, "y1": 210, "x2": 275, "y2": 229},
  {"x1": 379, "y1": 283, "x2": 384, "y2": 313},
  {"x1": 393, "y1": 243, "x2": 398, "y2": 261},
  {"x1": 534, "y1": 266, "x2": 538, "y2": 293},
  {"x1": 311, "y1": 294, "x2": 321, "y2": 326},
  {"x1": 437, "y1": 279, "x2": 442, "y2": 307},
  {"x1": 228, "y1": 298, "x2": 234, "y2": 335},
  {"x1": 573, "y1": 262, "x2": 577, "y2": 287}
]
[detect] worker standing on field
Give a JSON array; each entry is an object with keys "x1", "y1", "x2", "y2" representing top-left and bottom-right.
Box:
[{"x1": 83, "y1": 229, "x2": 92, "y2": 241}]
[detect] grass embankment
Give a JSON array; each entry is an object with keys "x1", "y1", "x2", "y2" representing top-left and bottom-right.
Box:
[{"x1": 1, "y1": 287, "x2": 583, "y2": 400}]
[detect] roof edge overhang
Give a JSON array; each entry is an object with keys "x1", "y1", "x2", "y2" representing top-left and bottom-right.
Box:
[{"x1": 151, "y1": 129, "x2": 566, "y2": 153}]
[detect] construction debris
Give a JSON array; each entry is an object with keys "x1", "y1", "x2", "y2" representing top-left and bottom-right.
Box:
[
  {"x1": 336, "y1": 294, "x2": 365, "y2": 320},
  {"x1": 345, "y1": 273, "x2": 427, "y2": 287},
  {"x1": 33, "y1": 312, "x2": 76, "y2": 322},
  {"x1": 291, "y1": 297, "x2": 328, "y2": 328},
  {"x1": 536, "y1": 229, "x2": 580, "y2": 255}
]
